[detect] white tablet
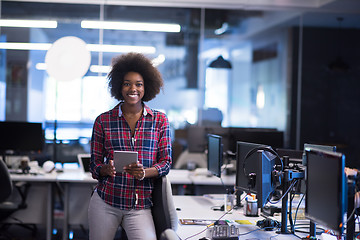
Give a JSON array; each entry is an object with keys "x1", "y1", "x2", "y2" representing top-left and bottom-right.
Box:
[{"x1": 113, "y1": 151, "x2": 138, "y2": 172}]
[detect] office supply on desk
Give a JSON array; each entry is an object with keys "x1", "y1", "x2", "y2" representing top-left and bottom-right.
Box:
[
  {"x1": 179, "y1": 219, "x2": 215, "y2": 225},
  {"x1": 113, "y1": 150, "x2": 138, "y2": 172},
  {"x1": 211, "y1": 224, "x2": 239, "y2": 240},
  {"x1": 173, "y1": 195, "x2": 303, "y2": 240}
]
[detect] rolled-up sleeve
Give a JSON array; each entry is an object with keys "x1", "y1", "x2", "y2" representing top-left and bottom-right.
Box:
[
  {"x1": 153, "y1": 114, "x2": 172, "y2": 176},
  {"x1": 90, "y1": 116, "x2": 105, "y2": 180}
]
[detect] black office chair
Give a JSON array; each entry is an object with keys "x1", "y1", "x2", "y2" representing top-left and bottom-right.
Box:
[
  {"x1": 0, "y1": 159, "x2": 33, "y2": 237},
  {"x1": 0, "y1": 159, "x2": 13, "y2": 218},
  {"x1": 151, "y1": 175, "x2": 178, "y2": 240},
  {"x1": 120, "y1": 175, "x2": 179, "y2": 240}
]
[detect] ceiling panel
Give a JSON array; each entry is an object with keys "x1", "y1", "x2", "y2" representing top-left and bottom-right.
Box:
[{"x1": 5, "y1": 0, "x2": 338, "y2": 10}]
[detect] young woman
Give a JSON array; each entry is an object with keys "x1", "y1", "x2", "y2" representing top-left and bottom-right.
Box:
[{"x1": 88, "y1": 52, "x2": 172, "y2": 240}]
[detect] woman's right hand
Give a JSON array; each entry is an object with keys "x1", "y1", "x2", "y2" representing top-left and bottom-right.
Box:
[{"x1": 100, "y1": 160, "x2": 116, "y2": 177}]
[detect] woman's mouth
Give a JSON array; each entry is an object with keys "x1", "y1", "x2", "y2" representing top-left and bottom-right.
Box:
[{"x1": 128, "y1": 94, "x2": 138, "y2": 98}]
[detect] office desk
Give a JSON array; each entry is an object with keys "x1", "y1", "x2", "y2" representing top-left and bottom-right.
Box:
[
  {"x1": 168, "y1": 169, "x2": 235, "y2": 185},
  {"x1": 57, "y1": 171, "x2": 96, "y2": 240},
  {"x1": 9, "y1": 171, "x2": 96, "y2": 240},
  {"x1": 173, "y1": 195, "x2": 305, "y2": 240},
  {"x1": 168, "y1": 169, "x2": 236, "y2": 195},
  {"x1": 8, "y1": 172, "x2": 57, "y2": 240},
  {"x1": 8, "y1": 169, "x2": 235, "y2": 240},
  {"x1": 168, "y1": 169, "x2": 193, "y2": 185}
]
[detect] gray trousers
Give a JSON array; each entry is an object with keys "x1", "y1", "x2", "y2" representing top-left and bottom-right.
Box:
[{"x1": 88, "y1": 192, "x2": 157, "y2": 240}]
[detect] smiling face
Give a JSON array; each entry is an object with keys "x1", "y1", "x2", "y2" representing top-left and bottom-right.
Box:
[{"x1": 121, "y1": 72, "x2": 145, "y2": 106}]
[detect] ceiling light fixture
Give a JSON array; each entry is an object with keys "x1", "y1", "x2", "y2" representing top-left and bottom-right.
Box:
[
  {"x1": 51, "y1": 53, "x2": 164, "y2": 74},
  {"x1": 90, "y1": 65, "x2": 111, "y2": 74},
  {"x1": 0, "y1": 42, "x2": 156, "y2": 54},
  {"x1": 81, "y1": 20, "x2": 181, "y2": 33},
  {"x1": 152, "y1": 54, "x2": 166, "y2": 67},
  {"x1": 0, "y1": 19, "x2": 57, "y2": 28},
  {"x1": 0, "y1": 42, "x2": 52, "y2": 51},
  {"x1": 35, "y1": 63, "x2": 47, "y2": 70},
  {"x1": 208, "y1": 55, "x2": 232, "y2": 69},
  {"x1": 214, "y1": 23, "x2": 229, "y2": 35},
  {"x1": 86, "y1": 44, "x2": 156, "y2": 54}
]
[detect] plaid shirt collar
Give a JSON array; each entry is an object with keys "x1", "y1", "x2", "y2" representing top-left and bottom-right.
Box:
[{"x1": 114, "y1": 101, "x2": 153, "y2": 118}]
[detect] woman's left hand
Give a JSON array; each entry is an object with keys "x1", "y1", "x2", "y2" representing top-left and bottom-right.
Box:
[{"x1": 123, "y1": 162, "x2": 145, "y2": 180}]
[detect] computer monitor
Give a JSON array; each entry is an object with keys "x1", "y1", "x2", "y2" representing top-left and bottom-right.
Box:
[
  {"x1": 188, "y1": 126, "x2": 230, "y2": 153},
  {"x1": 207, "y1": 134, "x2": 223, "y2": 178},
  {"x1": 0, "y1": 121, "x2": 44, "y2": 153},
  {"x1": 229, "y1": 128, "x2": 284, "y2": 153},
  {"x1": 276, "y1": 148, "x2": 303, "y2": 164},
  {"x1": 305, "y1": 148, "x2": 346, "y2": 235},
  {"x1": 235, "y1": 141, "x2": 270, "y2": 193},
  {"x1": 187, "y1": 126, "x2": 207, "y2": 153},
  {"x1": 304, "y1": 143, "x2": 336, "y2": 152},
  {"x1": 303, "y1": 143, "x2": 336, "y2": 166},
  {"x1": 236, "y1": 141, "x2": 275, "y2": 207},
  {"x1": 276, "y1": 148, "x2": 306, "y2": 194},
  {"x1": 77, "y1": 153, "x2": 91, "y2": 173},
  {"x1": 256, "y1": 150, "x2": 278, "y2": 207}
]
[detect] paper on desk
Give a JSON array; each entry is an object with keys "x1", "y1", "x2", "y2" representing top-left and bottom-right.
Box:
[
  {"x1": 179, "y1": 219, "x2": 215, "y2": 225},
  {"x1": 234, "y1": 220, "x2": 256, "y2": 225}
]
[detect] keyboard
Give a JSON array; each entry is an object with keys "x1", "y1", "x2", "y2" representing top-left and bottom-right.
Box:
[{"x1": 211, "y1": 224, "x2": 239, "y2": 240}]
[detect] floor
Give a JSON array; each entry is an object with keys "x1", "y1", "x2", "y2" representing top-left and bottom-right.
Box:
[
  {"x1": 0, "y1": 224, "x2": 89, "y2": 240},
  {"x1": 0, "y1": 224, "x2": 127, "y2": 240}
]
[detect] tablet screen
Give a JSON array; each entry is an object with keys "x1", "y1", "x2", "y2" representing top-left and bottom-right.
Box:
[{"x1": 113, "y1": 151, "x2": 138, "y2": 172}]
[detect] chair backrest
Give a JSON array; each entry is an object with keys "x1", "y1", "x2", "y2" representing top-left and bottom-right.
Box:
[
  {"x1": 0, "y1": 159, "x2": 13, "y2": 202},
  {"x1": 151, "y1": 175, "x2": 178, "y2": 239}
]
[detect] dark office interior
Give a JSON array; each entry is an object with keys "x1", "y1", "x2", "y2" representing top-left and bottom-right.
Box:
[{"x1": 1, "y1": 0, "x2": 360, "y2": 239}]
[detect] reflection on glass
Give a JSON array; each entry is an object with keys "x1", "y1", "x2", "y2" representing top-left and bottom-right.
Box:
[
  {"x1": 204, "y1": 68, "x2": 229, "y2": 126},
  {"x1": 1, "y1": 1, "x2": 358, "y2": 148}
]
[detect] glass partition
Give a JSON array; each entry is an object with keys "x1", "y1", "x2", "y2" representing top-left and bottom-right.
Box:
[{"x1": 1, "y1": 0, "x2": 359, "y2": 165}]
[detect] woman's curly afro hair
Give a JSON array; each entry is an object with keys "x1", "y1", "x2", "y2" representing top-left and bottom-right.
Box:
[{"x1": 108, "y1": 52, "x2": 163, "y2": 102}]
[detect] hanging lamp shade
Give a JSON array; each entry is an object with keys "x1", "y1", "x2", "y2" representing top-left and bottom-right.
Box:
[
  {"x1": 208, "y1": 55, "x2": 232, "y2": 69},
  {"x1": 45, "y1": 36, "x2": 91, "y2": 81}
]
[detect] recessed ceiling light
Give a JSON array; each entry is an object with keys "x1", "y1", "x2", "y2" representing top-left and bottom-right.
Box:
[
  {"x1": 0, "y1": 19, "x2": 57, "y2": 28},
  {"x1": 81, "y1": 20, "x2": 181, "y2": 33}
]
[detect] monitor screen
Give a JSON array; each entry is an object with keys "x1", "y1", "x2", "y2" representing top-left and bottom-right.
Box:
[
  {"x1": 0, "y1": 121, "x2": 44, "y2": 153},
  {"x1": 304, "y1": 143, "x2": 336, "y2": 152},
  {"x1": 207, "y1": 134, "x2": 223, "y2": 178},
  {"x1": 305, "y1": 148, "x2": 346, "y2": 234},
  {"x1": 77, "y1": 154, "x2": 91, "y2": 173},
  {"x1": 303, "y1": 143, "x2": 336, "y2": 166},
  {"x1": 256, "y1": 150, "x2": 278, "y2": 208},
  {"x1": 188, "y1": 126, "x2": 229, "y2": 153},
  {"x1": 229, "y1": 128, "x2": 284, "y2": 153},
  {"x1": 235, "y1": 141, "x2": 268, "y2": 193},
  {"x1": 187, "y1": 126, "x2": 207, "y2": 153},
  {"x1": 276, "y1": 148, "x2": 304, "y2": 164}
]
